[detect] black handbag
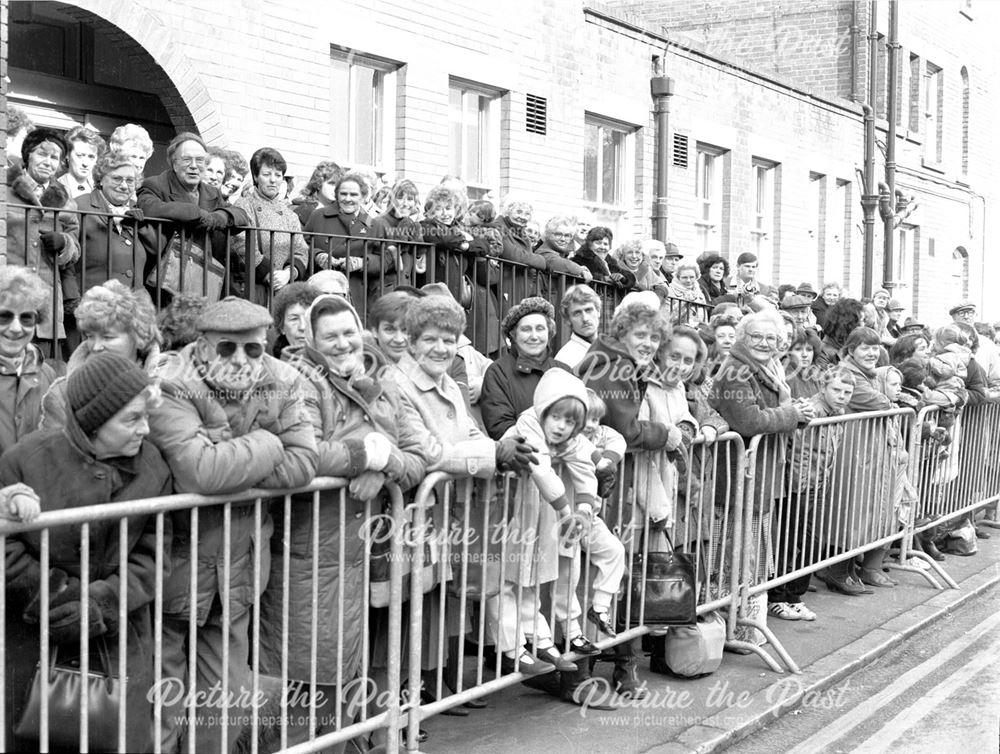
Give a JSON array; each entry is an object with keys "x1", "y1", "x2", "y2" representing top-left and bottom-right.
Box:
[
  {"x1": 629, "y1": 530, "x2": 697, "y2": 626},
  {"x1": 14, "y1": 637, "x2": 122, "y2": 752}
]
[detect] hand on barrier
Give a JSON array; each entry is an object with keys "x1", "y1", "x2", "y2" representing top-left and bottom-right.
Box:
[
  {"x1": 0, "y1": 482, "x2": 41, "y2": 522},
  {"x1": 271, "y1": 268, "x2": 292, "y2": 290},
  {"x1": 595, "y1": 461, "x2": 618, "y2": 498},
  {"x1": 125, "y1": 207, "x2": 145, "y2": 222},
  {"x1": 581, "y1": 268, "x2": 594, "y2": 282},
  {"x1": 664, "y1": 424, "x2": 683, "y2": 451},
  {"x1": 698, "y1": 426, "x2": 718, "y2": 445},
  {"x1": 496, "y1": 436, "x2": 539, "y2": 473},
  {"x1": 198, "y1": 209, "x2": 231, "y2": 230},
  {"x1": 39, "y1": 231, "x2": 66, "y2": 257},
  {"x1": 363, "y1": 432, "x2": 393, "y2": 472},
  {"x1": 350, "y1": 470, "x2": 387, "y2": 501},
  {"x1": 794, "y1": 399, "x2": 816, "y2": 423},
  {"x1": 23, "y1": 567, "x2": 70, "y2": 624},
  {"x1": 558, "y1": 510, "x2": 588, "y2": 547}
]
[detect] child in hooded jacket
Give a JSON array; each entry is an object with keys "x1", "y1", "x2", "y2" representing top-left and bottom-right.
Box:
[{"x1": 485, "y1": 368, "x2": 600, "y2": 674}]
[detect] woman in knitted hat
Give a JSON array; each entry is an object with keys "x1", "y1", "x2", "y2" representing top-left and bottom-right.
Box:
[
  {"x1": 40, "y1": 279, "x2": 162, "y2": 430},
  {"x1": 479, "y1": 296, "x2": 557, "y2": 440},
  {"x1": 0, "y1": 267, "x2": 57, "y2": 454},
  {"x1": 260, "y1": 294, "x2": 439, "y2": 750},
  {"x1": 2, "y1": 351, "x2": 171, "y2": 751}
]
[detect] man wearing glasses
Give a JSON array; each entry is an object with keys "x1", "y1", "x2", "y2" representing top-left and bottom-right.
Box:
[
  {"x1": 136, "y1": 132, "x2": 250, "y2": 304},
  {"x1": 536, "y1": 216, "x2": 594, "y2": 281},
  {"x1": 148, "y1": 296, "x2": 318, "y2": 753}
]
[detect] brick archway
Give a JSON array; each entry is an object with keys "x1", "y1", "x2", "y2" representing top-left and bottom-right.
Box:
[{"x1": 58, "y1": 0, "x2": 225, "y2": 142}]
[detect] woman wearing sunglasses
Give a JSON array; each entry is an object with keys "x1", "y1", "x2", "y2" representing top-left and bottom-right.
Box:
[
  {"x1": 40, "y1": 279, "x2": 162, "y2": 430},
  {"x1": 0, "y1": 267, "x2": 57, "y2": 455}
]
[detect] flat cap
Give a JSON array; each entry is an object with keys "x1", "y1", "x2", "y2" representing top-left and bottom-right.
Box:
[
  {"x1": 887, "y1": 299, "x2": 905, "y2": 311},
  {"x1": 948, "y1": 301, "x2": 977, "y2": 317},
  {"x1": 780, "y1": 293, "x2": 812, "y2": 311},
  {"x1": 901, "y1": 316, "x2": 925, "y2": 332},
  {"x1": 196, "y1": 296, "x2": 273, "y2": 333},
  {"x1": 795, "y1": 283, "x2": 818, "y2": 300},
  {"x1": 664, "y1": 243, "x2": 683, "y2": 258}
]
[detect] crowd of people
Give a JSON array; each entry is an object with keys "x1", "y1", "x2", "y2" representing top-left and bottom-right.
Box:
[{"x1": 3, "y1": 112, "x2": 1000, "y2": 753}]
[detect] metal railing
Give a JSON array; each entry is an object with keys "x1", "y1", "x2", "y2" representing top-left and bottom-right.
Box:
[{"x1": 6, "y1": 203, "x2": 713, "y2": 360}]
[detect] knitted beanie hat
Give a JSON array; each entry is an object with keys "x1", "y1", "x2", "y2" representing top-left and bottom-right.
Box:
[
  {"x1": 501, "y1": 296, "x2": 555, "y2": 339},
  {"x1": 68, "y1": 352, "x2": 151, "y2": 435}
]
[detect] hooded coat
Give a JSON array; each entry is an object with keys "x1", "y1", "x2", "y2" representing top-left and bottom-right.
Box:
[
  {"x1": 2, "y1": 409, "x2": 172, "y2": 752},
  {"x1": 258, "y1": 296, "x2": 437, "y2": 683},
  {"x1": 500, "y1": 369, "x2": 599, "y2": 586}
]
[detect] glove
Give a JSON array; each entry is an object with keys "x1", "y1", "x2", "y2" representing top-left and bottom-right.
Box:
[
  {"x1": 350, "y1": 470, "x2": 386, "y2": 501},
  {"x1": 608, "y1": 273, "x2": 627, "y2": 287},
  {"x1": 23, "y1": 568, "x2": 71, "y2": 624},
  {"x1": 198, "y1": 209, "x2": 230, "y2": 230},
  {"x1": 363, "y1": 432, "x2": 393, "y2": 472},
  {"x1": 39, "y1": 231, "x2": 66, "y2": 256},
  {"x1": 125, "y1": 207, "x2": 145, "y2": 222},
  {"x1": 664, "y1": 424, "x2": 683, "y2": 452},
  {"x1": 595, "y1": 463, "x2": 618, "y2": 499},
  {"x1": 48, "y1": 599, "x2": 108, "y2": 645},
  {"x1": 495, "y1": 436, "x2": 539, "y2": 474},
  {"x1": 0, "y1": 482, "x2": 41, "y2": 522}
]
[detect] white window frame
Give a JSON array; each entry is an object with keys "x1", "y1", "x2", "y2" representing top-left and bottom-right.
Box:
[
  {"x1": 329, "y1": 47, "x2": 398, "y2": 175},
  {"x1": 448, "y1": 78, "x2": 502, "y2": 200},
  {"x1": 923, "y1": 62, "x2": 943, "y2": 164},
  {"x1": 694, "y1": 143, "x2": 726, "y2": 254},
  {"x1": 895, "y1": 224, "x2": 917, "y2": 311},
  {"x1": 751, "y1": 159, "x2": 778, "y2": 273}
]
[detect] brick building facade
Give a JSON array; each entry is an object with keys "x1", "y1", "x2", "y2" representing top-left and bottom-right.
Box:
[{"x1": 2, "y1": 0, "x2": 997, "y2": 319}]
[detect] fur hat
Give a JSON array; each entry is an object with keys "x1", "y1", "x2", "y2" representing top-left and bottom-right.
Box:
[{"x1": 501, "y1": 296, "x2": 555, "y2": 339}]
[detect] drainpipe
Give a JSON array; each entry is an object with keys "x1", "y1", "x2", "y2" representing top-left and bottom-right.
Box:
[
  {"x1": 850, "y1": 5, "x2": 860, "y2": 102},
  {"x1": 861, "y1": 0, "x2": 879, "y2": 297},
  {"x1": 651, "y1": 74, "x2": 675, "y2": 243},
  {"x1": 882, "y1": 0, "x2": 900, "y2": 293}
]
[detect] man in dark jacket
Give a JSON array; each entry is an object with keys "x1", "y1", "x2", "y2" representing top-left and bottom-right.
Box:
[
  {"x1": 148, "y1": 296, "x2": 318, "y2": 754},
  {"x1": 136, "y1": 132, "x2": 250, "y2": 305}
]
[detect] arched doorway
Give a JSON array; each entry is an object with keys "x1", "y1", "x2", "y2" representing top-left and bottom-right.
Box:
[{"x1": 7, "y1": 1, "x2": 220, "y2": 173}]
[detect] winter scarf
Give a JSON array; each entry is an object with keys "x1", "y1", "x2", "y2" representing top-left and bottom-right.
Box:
[{"x1": 729, "y1": 340, "x2": 792, "y2": 405}]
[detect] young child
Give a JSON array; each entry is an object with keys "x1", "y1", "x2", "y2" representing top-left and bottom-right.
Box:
[
  {"x1": 487, "y1": 369, "x2": 599, "y2": 675},
  {"x1": 771, "y1": 368, "x2": 855, "y2": 618}
]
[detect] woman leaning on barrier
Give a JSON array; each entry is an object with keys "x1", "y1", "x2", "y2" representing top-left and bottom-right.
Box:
[
  {"x1": 263, "y1": 294, "x2": 438, "y2": 751},
  {"x1": 0, "y1": 267, "x2": 57, "y2": 455},
  {"x1": 40, "y1": 280, "x2": 161, "y2": 431},
  {"x1": 708, "y1": 310, "x2": 815, "y2": 643},
  {"x1": 3, "y1": 352, "x2": 171, "y2": 752}
]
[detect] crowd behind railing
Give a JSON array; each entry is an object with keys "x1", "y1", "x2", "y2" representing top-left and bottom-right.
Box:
[{"x1": 1, "y1": 117, "x2": 999, "y2": 754}]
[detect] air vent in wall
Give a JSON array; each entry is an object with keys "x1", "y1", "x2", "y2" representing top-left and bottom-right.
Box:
[
  {"x1": 672, "y1": 133, "x2": 689, "y2": 168},
  {"x1": 526, "y1": 94, "x2": 547, "y2": 135}
]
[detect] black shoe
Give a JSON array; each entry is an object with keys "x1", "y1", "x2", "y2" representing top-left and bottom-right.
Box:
[
  {"x1": 613, "y1": 659, "x2": 648, "y2": 699},
  {"x1": 920, "y1": 535, "x2": 947, "y2": 561},
  {"x1": 569, "y1": 636, "x2": 602, "y2": 657},
  {"x1": 819, "y1": 570, "x2": 867, "y2": 596},
  {"x1": 587, "y1": 607, "x2": 617, "y2": 638},
  {"x1": 649, "y1": 654, "x2": 671, "y2": 675}
]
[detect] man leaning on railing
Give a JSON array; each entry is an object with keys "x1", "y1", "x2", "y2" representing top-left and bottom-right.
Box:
[{"x1": 146, "y1": 296, "x2": 317, "y2": 753}]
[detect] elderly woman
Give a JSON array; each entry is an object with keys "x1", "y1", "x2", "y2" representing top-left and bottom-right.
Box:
[
  {"x1": 41, "y1": 280, "x2": 161, "y2": 429},
  {"x1": 535, "y1": 215, "x2": 592, "y2": 281},
  {"x1": 668, "y1": 262, "x2": 709, "y2": 326},
  {"x1": 230, "y1": 147, "x2": 310, "y2": 304},
  {"x1": 304, "y1": 172, "x2": 383, "y2": 315},
  {"x1": 74, "y1": 150, "x2": 144, "y2": 294},
  {"x1": 291, "y1": 160, "x2": 343, "y2": 226},
  {"x1": 497, "y1": 195, "x2": 548, "y2": 272},
  {"x1": 109, "y1": 123, "x2": 154, "y2": 174},
  {"x1": 480, "y1": 297, "x2": 557, "y2": 440},
  {"x1": 709, "y1": 310, "x2": 815, "y2": 641},
  {"x1": 817, "y1": 326, "x2": 898, "y2": 594},
  {"x1": 0, "y1": 268, "x2": 57, "y2": 454},
  {"x1": 3, "y1": 352, "x2": 171, "y2": 752},
  {"x1": 7, "y1": 128, "x2": 81, "y2": 348},
  {"x1": 260, "y1": 294, "x2": 434, "y2": 751}
]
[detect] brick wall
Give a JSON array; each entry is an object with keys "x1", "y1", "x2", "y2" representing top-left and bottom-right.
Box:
[{"x1": 1, "y1": 0, "x2": 7, "y2": 259}]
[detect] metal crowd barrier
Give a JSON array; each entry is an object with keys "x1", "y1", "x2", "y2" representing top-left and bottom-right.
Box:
[
  {"x1": 7, "y1": 203, "x2": 710, "y2": 360},
  {"x1": 391, "y1": 433, "x2": 749, "y2": 738},
  {"x1": 0, "y1": 477, "x2": 409, "y2": 754}
]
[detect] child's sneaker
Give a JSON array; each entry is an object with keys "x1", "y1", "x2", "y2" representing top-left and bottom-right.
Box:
[
  {"x1": 767, "y1": 601, "x2": 801, "y2": 621},
  {"x1": 789, "y1": 602, "x2": 816, "y2": 621}
]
